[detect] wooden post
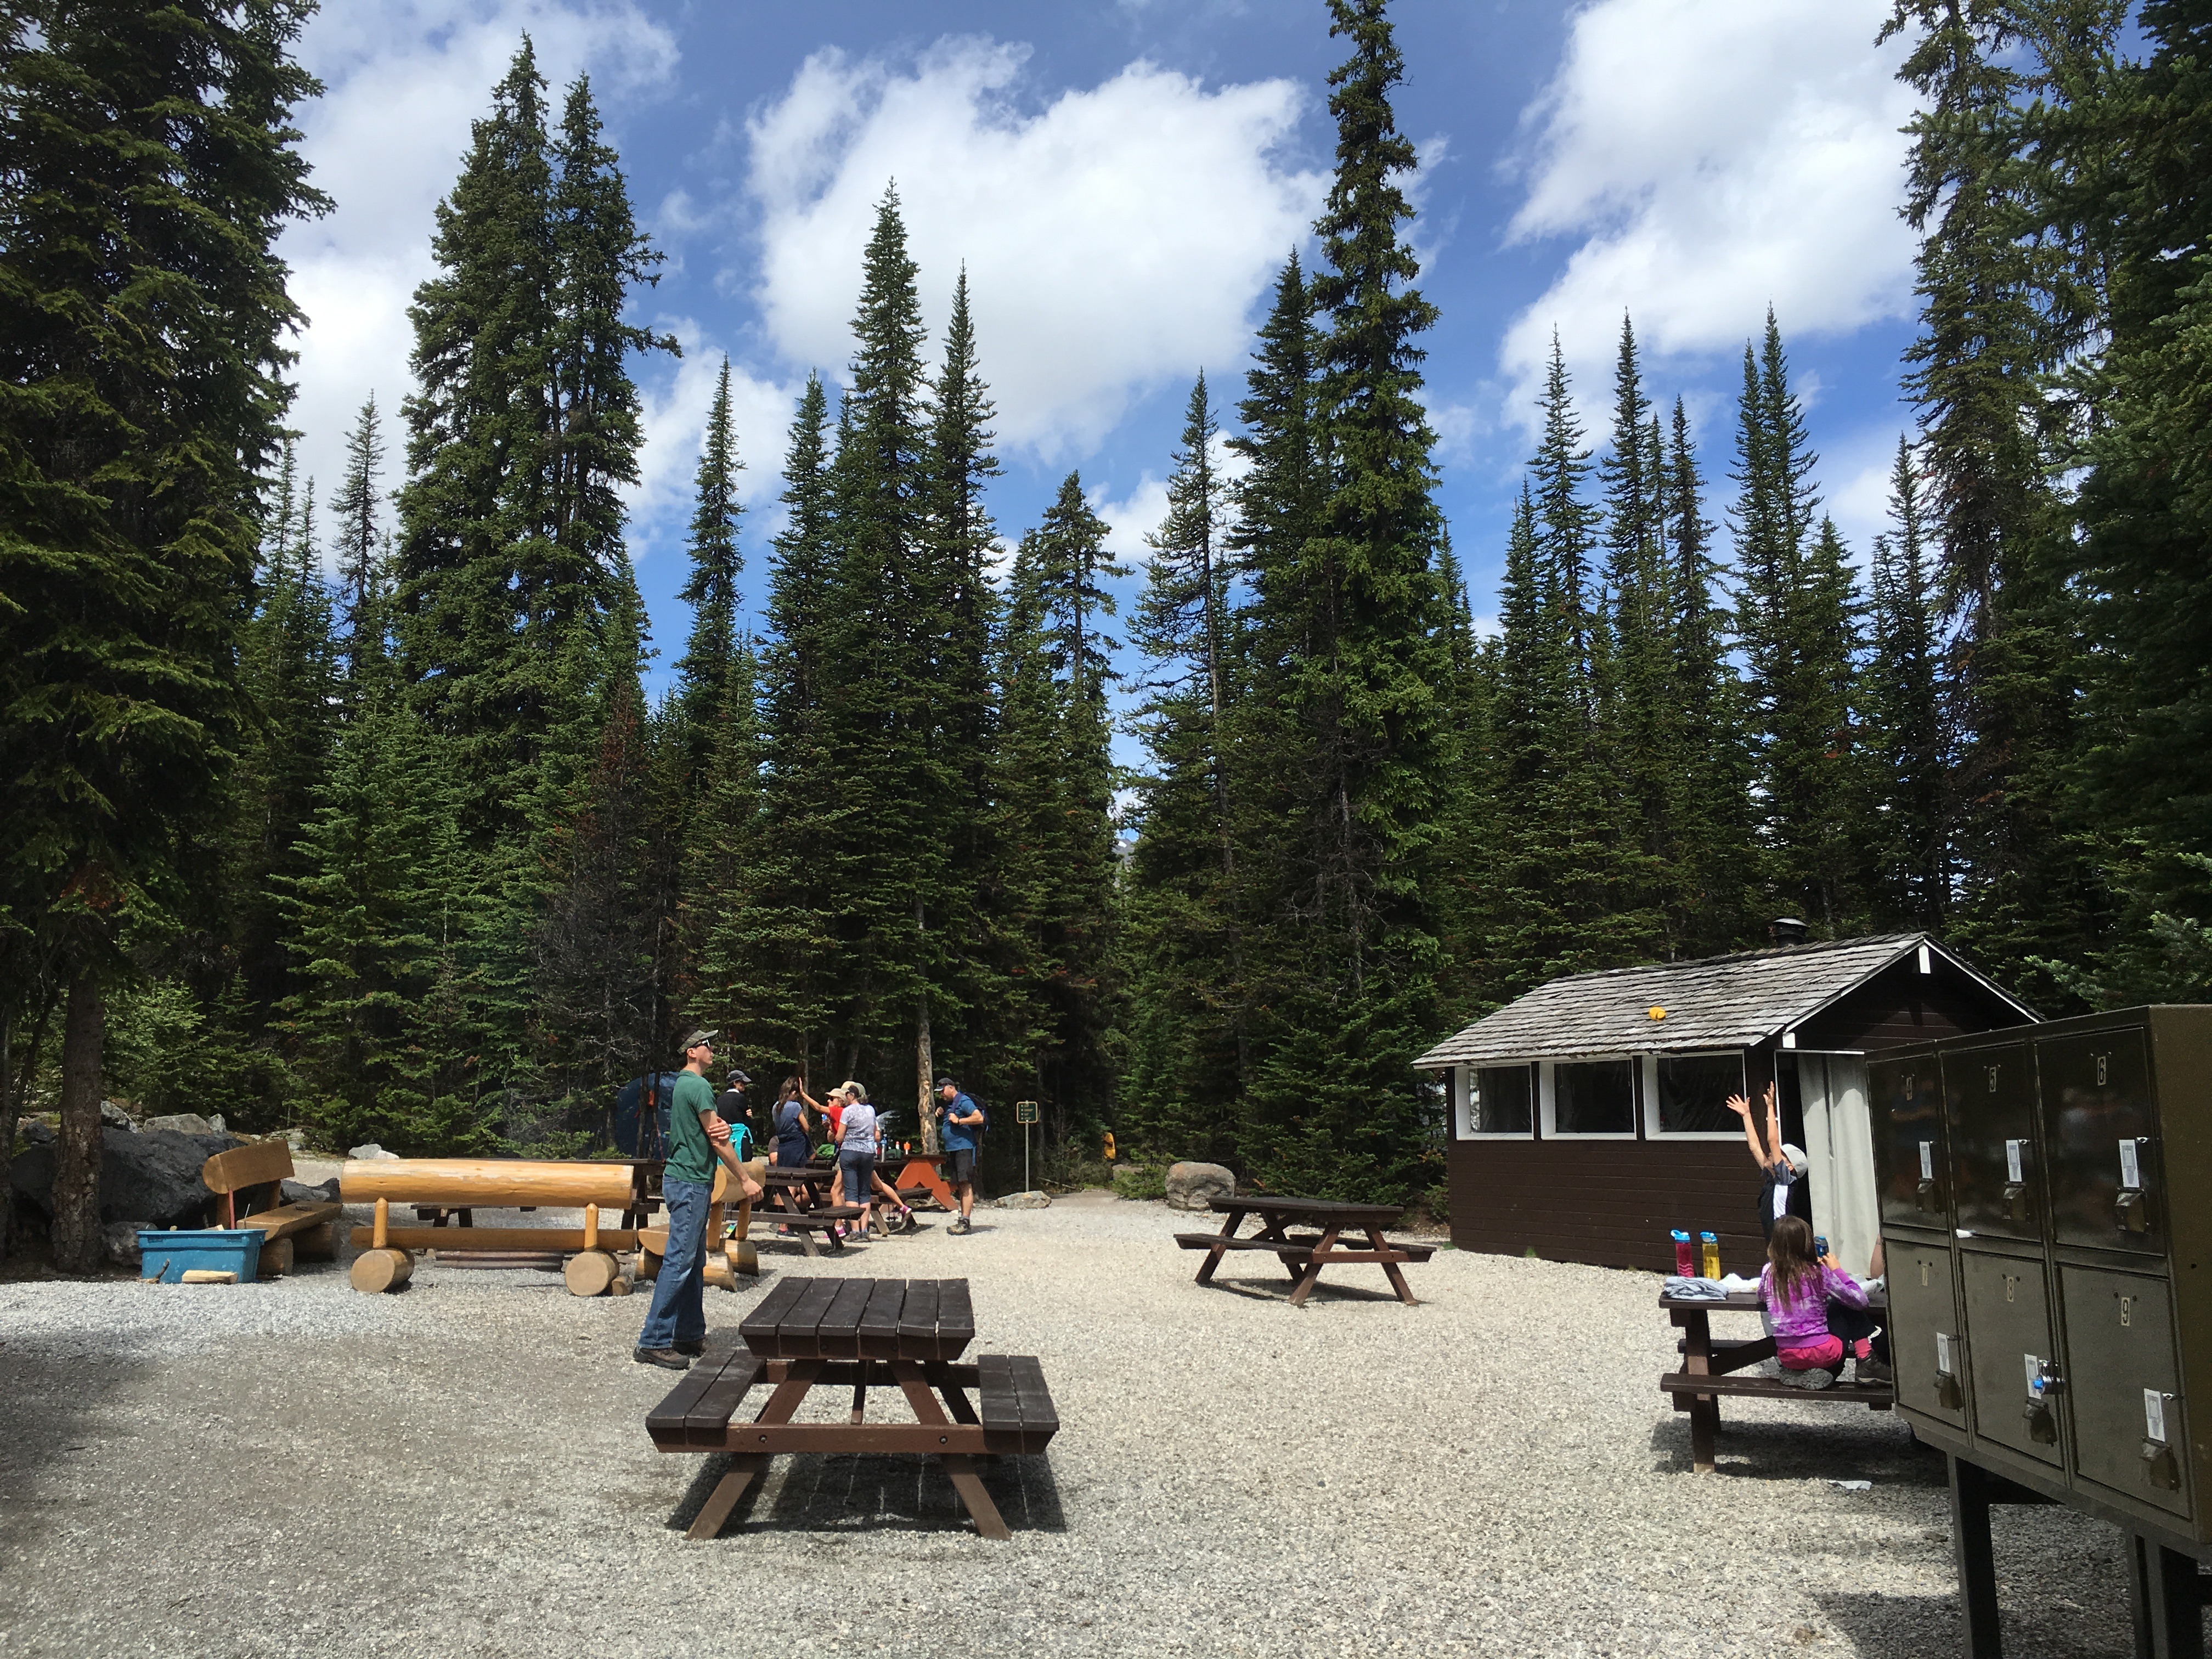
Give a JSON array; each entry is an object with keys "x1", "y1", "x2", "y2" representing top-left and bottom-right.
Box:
[
  {"x1": 563, "y1": 1249, "x2": 619, "y2": 1297},
  {"x1": 583, "y1": 1202, "x2": 599, "y2": 1251},
  {"x1": 349, "y1": 1248, "x2": 413, "y2": 1293},
  {"x1": 372, "y1": 1197, "x2": 389, "y2": 1250}
]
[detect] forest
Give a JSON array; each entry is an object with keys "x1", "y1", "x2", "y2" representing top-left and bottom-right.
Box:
[{"x1": 3, "y1": 0, "x2": 2210, "y2": 1271}]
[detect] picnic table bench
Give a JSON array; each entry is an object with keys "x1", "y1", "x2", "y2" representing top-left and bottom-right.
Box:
[
  {"x1": 757, "y1": 1167, "x2": 862, "y2": 1256},
  {"x1": 1176, "y1": 1195, "x2": 1435, "y2": 1306},
  {"x1": 645, "y1": 1276, "x2": 1056, "y2": 1541},
  {"x1": 1660, "y1": 1286, "x2": 1894, "y2": 1472},
  {"x1": 201, "y1": 1142, "x2": 342, "y2": 1277}
]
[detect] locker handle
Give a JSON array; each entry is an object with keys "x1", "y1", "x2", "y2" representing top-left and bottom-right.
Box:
[
  {"x1": 2115, "y1": 1188, "x2": 2153, "y2": 1235},
  {"x1": 2001, "y1": 1182, "x2": 2031, "y2": 1222},
  {"x1": 2023, "y1": 1398, "x2": 2059, "y2": 1445},
  {"x1": 1938, "y1": 1372, "x2": 1965, "y2": 1410},
  {"x1": 1917, "y1": 1178, "x2": 1942, "y2": 1215},
  {"x1": 2143, "y1": 1440, "x2": 2182, "y2": 1491}
]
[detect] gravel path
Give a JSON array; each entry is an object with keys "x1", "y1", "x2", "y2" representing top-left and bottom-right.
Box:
[{"x1": 0, "y1": 1187, "x2": 2155, "y2": 1658}]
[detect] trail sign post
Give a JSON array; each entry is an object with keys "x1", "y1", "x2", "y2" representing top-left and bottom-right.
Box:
[{"x1": 1015, "y1": 1099, "x2": 1039, "y2": 1192}]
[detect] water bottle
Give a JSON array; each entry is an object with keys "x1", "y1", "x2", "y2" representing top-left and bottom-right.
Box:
[
  {"x1": 1700, "y1": 1231, "x2": 1722, "y2": 1280},
  {"x1": 1672, "y1": 1229, "x2": 1695, "y2": 1276}
]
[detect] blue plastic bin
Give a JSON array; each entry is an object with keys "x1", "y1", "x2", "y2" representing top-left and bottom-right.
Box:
[{"x1": 138, "y1": 1228, "x2": 262, "y2": 1283}]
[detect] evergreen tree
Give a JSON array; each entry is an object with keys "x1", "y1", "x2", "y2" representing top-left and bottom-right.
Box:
[
  {"x1": 0, "y1": 0, "x2": 324, "y2": 1268},
  {"x1": 673, "y1": 358, "x2": 744, "y2": 786},
  {"x1": 1238, "y1": 0, "x2": 1453, "y2": 1204},
  {"x1": 328, "y1": 394, "x2": 385, "y2": 653},
  {"x1": 1863, "y1": 438, "x2": 1949, "y2": 928}
]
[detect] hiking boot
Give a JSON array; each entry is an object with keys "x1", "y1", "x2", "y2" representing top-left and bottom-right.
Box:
[
  {"x1": 949, "y1": 1216, "x2": 971, "y2": 1235},
  {"x1": 1855, "y1": 1357, "x2": 1893, "y2": 1384},
  {"x1": 674, "y1": 1339, "x2": 706, "y2": 1357},
  {"x1": 1780, "y1": 1366, "x2": 1837, "y2": 1390},
  {"x1": 634, "y1": 1347, "x2": 691, "y2": 1370}
]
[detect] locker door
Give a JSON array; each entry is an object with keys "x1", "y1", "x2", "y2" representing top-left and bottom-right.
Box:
[
  {"x1": 2039, "y1": 1029, "x2": 2163, "y2": 1256},
  {"x1": 1870, "y1": 1053, "x2": 1950, "y2": 1230},
  {"x1": 1944, "y1": 1041, "x2": 2040, "y2": 1241},
  {"x1": 1957, "y1": 1249, "x2": 2064, "y2": 1467},
  {"x1": 2059, "y1": 1266, "x2": 2191, "y2": 1521},
  {"x1": 1887, "y1": 1237, "x2": 1968, "y2": 1430}
]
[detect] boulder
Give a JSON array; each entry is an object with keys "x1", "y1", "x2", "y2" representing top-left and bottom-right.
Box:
[
  {"x1": 9, "y1": 1127, "x2": 242, "y2": 1226},
  {"x1": 348, "y1": 1142, "x2": 400, "y2": 1161},
  {"x1": 143, "y1": 1113, "x2": 214, "y2": 1136},
  {"x1": 100, "y1": 1101, "x2": 136, "y2": 1131},
  {"x1": 281, "y1": 1177, "x2": 340, "y2": 1206},
  {"x1": 991, "y1": 1189, "x2": 1052, "y2": 1210},
  {"x1": 1165, "y1": 1161, "x2": 1235, "y2": 1212},
  {"x1": 207, "y1": 1113, "x2": 226, "y2": 1133},
  {"x1": 103, "y1": 1222, "x2": 143, "y2": 1267},
  {"x1": 19, "y1": 1119, "x2": 56, "y2": 1147}
]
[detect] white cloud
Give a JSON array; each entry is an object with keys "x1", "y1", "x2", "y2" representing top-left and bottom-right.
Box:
[
  {"x1": 744, "y1": 38, "x2": 1327, "y2": 460},
  {"x1": 628, "y1": 321, "x2": 804, "y2": 545},
  {"x1": 277, "y1": 0, "x2": 679, "y2": 552},
  {"x1": 1091, "y1": 473, "x2": 1172, "y2": 563},
  {"x1": 1498, "y1": 0, "x2": 1916, "y2": 428}
]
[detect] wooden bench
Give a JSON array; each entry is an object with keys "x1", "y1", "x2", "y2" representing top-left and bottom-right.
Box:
[
  {"x1": 1178, "y1": 1197, "x2": 1434, "y2": 1306},
  {"x1": 1661, "y1": 1288, "x2": 1894, "y2": 1471},
  {"x1": 646, "y1": 1278, "x2": 1058, "y2": 1541},
  {"x1": 201, "y1": 1141, "x2": 342, "y2": 1277}
]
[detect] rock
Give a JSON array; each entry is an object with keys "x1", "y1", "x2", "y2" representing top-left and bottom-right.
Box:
[
  {"x1": 279, "y1": 1127, "x2": 308, "y2": 1153},
  {"x1": 348, "y1": 1142, "x2": 400, "y2": 1161},
  {"x1": 206, "y1": 1113, "x2": 225, "y2": 1133},
  {"x1": 991, "y1": 1189, "x2": 1052, "y2": 1210},
  {"x1": 143, "y1": 1112, "x2": 215, "y2": 1136},
  {"x1": 103, "y1": 1222, "x2": 143, "y2": 1267},
  {"x1": 1165, "y1": 1161, "x2": 1235, "y2": 1212},
  {"x1": 281, "y1": 1177, "x2": 340, "y2": 1206},
  {"x1": 100, "y1": 1101, "x2": 136, "y2": 1131},
  {"x1": 9, "y1": 1127, "x2": 242, "y2": 1227},
  {"x1": 19, "y1": 1119, "x2": 56, "y2": 1147}
]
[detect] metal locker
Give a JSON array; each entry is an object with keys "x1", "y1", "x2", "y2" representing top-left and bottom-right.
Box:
[
  {"x1": 2059, "y1": 1264, "x2": 2192, "y2": 1521},
  {"x1": 1887, "y1": 1237, "x2": 1968, "y2": 1429},
  {"x1": 1943, "y1": 1040, "x2": 2040, "y2": 1240},
  {"x1": 1957, "y1": 1249, "x2": 2064, "y2": 1466},
  {"x1": 1870, "y1": 1051, "x2": 1951, "y2": 1230},
  {"x1": 2039, "y1": 1029, "x2": 2163, "y2": 1256}
]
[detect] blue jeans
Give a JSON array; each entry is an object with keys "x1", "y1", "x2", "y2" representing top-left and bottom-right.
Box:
[
  {"x1": 639, "y1": 1176, "x2": 712, "y2": 1351},
  {"x1": 839, "y1": 1149, "x2": 875, "y2": 1205}
]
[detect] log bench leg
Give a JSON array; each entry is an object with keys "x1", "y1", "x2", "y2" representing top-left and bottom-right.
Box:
[
  {"x1": 1689, "y1": 1395, "x2": 1719, "y2": 1475},
  {"x1": 1287, "y1": 1226, "x2": 1341, "y2": 1308},
  {"x1": 687, "y1": 1453, "x2": 769, "y2": 1541},
  {"x1": 1369, "y1": 1226, "x2": 1417, "y2": 1305}
]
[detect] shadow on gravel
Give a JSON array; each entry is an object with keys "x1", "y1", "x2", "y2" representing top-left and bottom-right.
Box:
[
  {"x1": 1646, "y1": 1415, "x2": 1946, "y2": 1484},
  {"x1": 1814, "y1": 1585, "x2": 2147, "y2": 1659},
  {"x1": 1194, "y1": 1276, "x2": 1407, "y2": 1306},
  {"x1": 668, "y1": 1451, "x2": 1068, "y2": 1537},
  {"x1": 0, "y1": 1341, "x2": 151, "y2": 1544}
]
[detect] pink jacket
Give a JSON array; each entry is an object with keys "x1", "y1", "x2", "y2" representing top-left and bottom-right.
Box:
[{"x1": 1760, "y1": 1262, "x2": 1867, "y2": 1347}]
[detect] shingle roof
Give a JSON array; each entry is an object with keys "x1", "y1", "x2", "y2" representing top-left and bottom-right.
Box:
[{"x1": 1413, "y1": 933, "x2": 1995, "y2": 1068}]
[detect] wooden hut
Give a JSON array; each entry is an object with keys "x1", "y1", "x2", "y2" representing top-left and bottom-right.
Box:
[{"x1": 1414, "y1": 930, "x2": 2036, "y2": 1277}]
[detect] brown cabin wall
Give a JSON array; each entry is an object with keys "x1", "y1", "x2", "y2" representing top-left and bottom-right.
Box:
[
  {"x1": 1792, "y1": 955, "x2": 2028, "y2": 1051},
  {"x1": 1446, "y1": 1137, "x2": 1768, "y2": 1275}
]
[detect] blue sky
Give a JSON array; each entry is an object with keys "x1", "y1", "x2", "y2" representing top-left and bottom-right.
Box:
[{"x1": 279, "y1": 0, "x2": 1925, "y2": 710}]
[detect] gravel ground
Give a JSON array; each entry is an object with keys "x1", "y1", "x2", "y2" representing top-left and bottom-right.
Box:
[{"x1": 0, "y1": 1182, "x2": 2164, "y2": 1658}]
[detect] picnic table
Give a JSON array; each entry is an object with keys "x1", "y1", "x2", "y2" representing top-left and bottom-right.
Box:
[
  {"x1": 1660, "y1": 1286, "x2": 1894, "y2": 1473},
  {"x1": 645, "y1": 1276, "x2": 1058, "y2": 1542},
  {"x1": 757, "y1": 1167, "x2": 861, "y2": 1256},
  {"x1": 1175, "y1": 1195, "x2": 1436, "y2": 1307}
]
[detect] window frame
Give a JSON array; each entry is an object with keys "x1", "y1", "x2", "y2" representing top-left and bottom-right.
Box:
[
  {"x1": 1641, "y1": 1049, "x2": 1751, "y2": 1141},
  {"x1": 1540, "y1": 1054, "x2": 1642, "y2": 1140},
  {"x1": 1454, "y1": 1061, "x2": 1537, "y2": 1140}
]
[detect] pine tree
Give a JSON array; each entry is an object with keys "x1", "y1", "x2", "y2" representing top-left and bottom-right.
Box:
[
  {"x1": 1863, "y1": 438, "x2": 1949, "y2": 928},
  {"x1": 0, "y1": 0, "x2": 325, "y2": 1268},
  {"x1": 674, "y1": 358, "x2": 745, "y2": 786},
  {"x1": 1238, "y1": 0, "x2": 1454, "y2": 1204},
  {"x1": 328, "y1": 394, "x2": 385, "y2": 653}
]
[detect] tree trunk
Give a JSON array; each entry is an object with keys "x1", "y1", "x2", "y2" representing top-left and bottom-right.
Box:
[
  {"x1": 915, "y1": 898, "x2": 939, "y2": 1155},
  {"x1": 50, "y1": 974, "x2": 106, "y2": 1276},
  {"x1": 0, "y1": 1013, "x2": 14, "y2": 1261}
]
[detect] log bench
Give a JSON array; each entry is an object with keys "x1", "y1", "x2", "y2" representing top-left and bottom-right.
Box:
[
  {"x1": 200, "y1": 1142, "x2": 342, "y2": 1277},
  {"x1": 647, "y1": 1277, "x2": 1058, "y2": 1541}
]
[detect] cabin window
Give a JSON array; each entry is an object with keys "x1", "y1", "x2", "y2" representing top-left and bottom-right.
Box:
[
  {"x1": 1647, "y1": 1050, "x2": 1747, "y2": 1137},
  {"x1": 1546, "y1": 1057, "x2": 1638, "y2": 1137},
  {"x1": 1457, "y1": 1063, "x2": 1534, "y2": 1137}
]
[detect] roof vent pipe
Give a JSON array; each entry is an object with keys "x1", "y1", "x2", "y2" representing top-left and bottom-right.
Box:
[{"x1": 1769, "y1": 917, "x2": 1808, "y2": 946}]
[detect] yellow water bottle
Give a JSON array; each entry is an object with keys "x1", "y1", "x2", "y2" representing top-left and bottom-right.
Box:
[{"x1": 1700, "y1": 1231, "x2": 1721, "y2": 1280}]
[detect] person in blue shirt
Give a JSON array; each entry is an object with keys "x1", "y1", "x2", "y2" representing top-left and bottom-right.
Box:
[{"x1": 933, "y1": 1075, "x2": 986, "y2": 1235}]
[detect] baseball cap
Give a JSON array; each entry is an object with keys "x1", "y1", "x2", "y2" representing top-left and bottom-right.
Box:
[
  {"x1": 934, "y1": 1074, "x2": 956, "y2": 1088},
  {"x1": 725, "y1": 1068, "x2": 752, "y2": 1086},
  {"x1": 1781, "y1": 1142, "x2": 1808, "y2": 1171},
  {"x1": 681, "y1": 1028, "x2": 718, "y2": 1052}
]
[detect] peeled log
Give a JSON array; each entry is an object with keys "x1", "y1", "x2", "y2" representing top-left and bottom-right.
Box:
[
  {"x1": 349, "y1": 1248, "x2": 414, "y2": 1294},
  {"x1": 340, "y1": 1159, "x2": 634, "y2": 1210},
  {"x1": 295, "y1": 1221, "x2": 338, "y2": 1261},
  {"x1": 730, "y1": 1238, "x2": 759, "y2": 1277},
  {"x1": 564, "y1": 1249, "x2": 620, "y2": 1297},
  {"x1": 703, "y1": 1254, "x2": 736, "y2": 1292},
  {"x1": 257, "y1": 1236, "x2": 295, "y2": 1278}
]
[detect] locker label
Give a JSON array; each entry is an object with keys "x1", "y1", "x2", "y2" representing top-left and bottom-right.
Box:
[
  {"x1": 1936, "y1": 1333, "x2": 1954, "y2": 1376},
  {"x1": 1920, "y1": 1141, "x2": 1935, "y2": 1181},
  {"x1": 2120, "y1": 1138, "x2": 2142, "y2": 1189},
  {"x1": 2006, "y1": 1140, "x2": 2024, "y2": 1183},
  {"x1": 2146, "y1": 1390, "x2": 2169, "y2": 1443},
  {"x1": 2024, "y1": 1353, "x2": 2044, "y2": 1397}
]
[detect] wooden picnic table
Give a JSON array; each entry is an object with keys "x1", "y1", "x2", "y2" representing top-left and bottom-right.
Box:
[
  {"x1": 1175, "y1": 1195, "x2": 1436, "y2": 1307},
  {"x1": 756, "y1": 1167, "x2": 861, "y2": 1257},
  {"x1": 1660, "y1": 1286, "x2": 1894, "y2": 1472},
  {"x1": 645, "y1": 1276, "x2": 1058, "y2": 1542}
]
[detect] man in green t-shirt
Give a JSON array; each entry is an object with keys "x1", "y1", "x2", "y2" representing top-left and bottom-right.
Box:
[{"x1": 636, "y1": 1029, "x2": 756, "y2": 1369}]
